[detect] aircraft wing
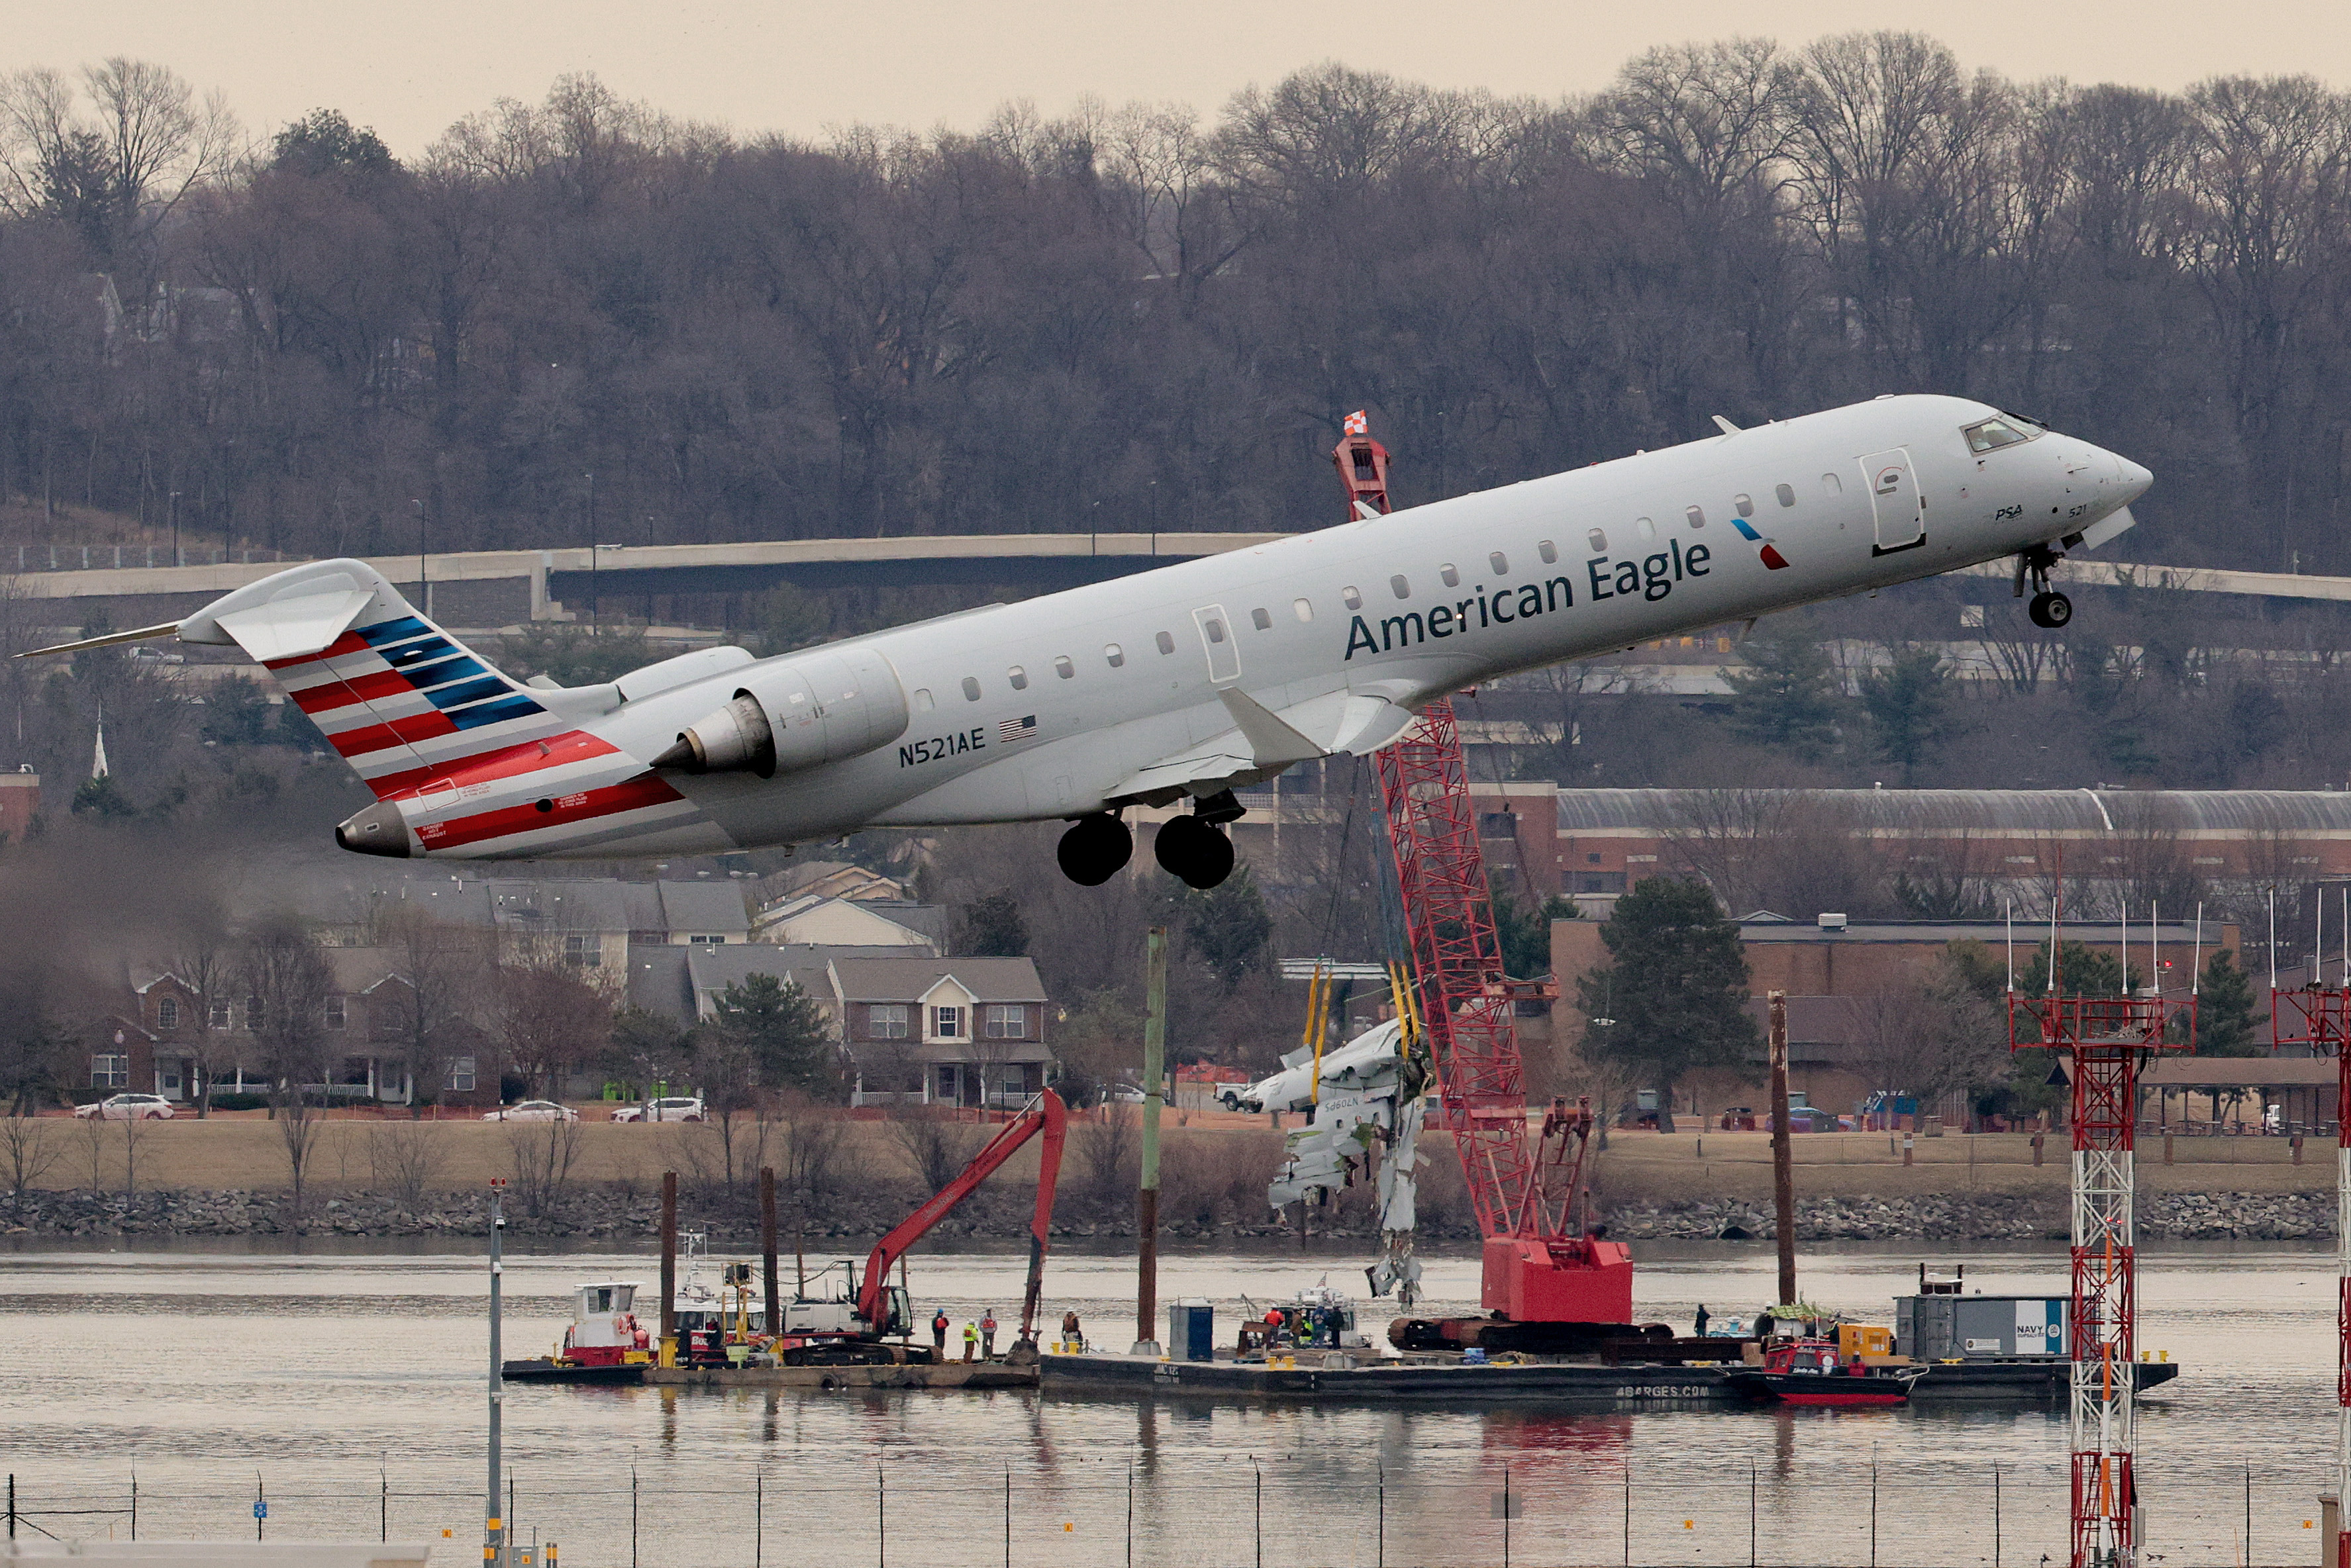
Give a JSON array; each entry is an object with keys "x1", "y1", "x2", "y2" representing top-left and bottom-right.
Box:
[{"x1": 1106, "y1": 687, "x2": 1419, "y2": 805}]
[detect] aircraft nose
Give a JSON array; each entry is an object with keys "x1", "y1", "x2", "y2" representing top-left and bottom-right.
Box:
[
  {"x1": 336, "y1": 800, "x2": 413, "y2": 858},
  {"x1": 2111, "y1": 451, "x2": 2153, "y2": 502}
]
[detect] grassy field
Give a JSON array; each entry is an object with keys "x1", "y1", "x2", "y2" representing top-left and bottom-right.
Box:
[{"x1": 5, "y1": 1115, "x2": 2326, "y2": 1206}]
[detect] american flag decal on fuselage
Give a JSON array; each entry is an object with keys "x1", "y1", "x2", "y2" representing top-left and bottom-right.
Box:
[{"x1": 998, "y1": 714, "x2": 1037, "y2": 744}]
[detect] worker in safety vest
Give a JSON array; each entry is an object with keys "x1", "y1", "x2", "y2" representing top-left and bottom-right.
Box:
[
  {"x1": 931, "y1": 1310, "x2": 949, "y2": 1353},
  {"x1": 980, "y1": 1309, "x2": 998, "y2": 1357},
  {"x1": 962, "y1": 1321, "x2": 979, "y2": 1363}
]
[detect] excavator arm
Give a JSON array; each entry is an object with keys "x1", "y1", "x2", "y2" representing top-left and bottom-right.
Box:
[{"x1": 856, "y1": 1090, "x2": 1068, "y2": 1350}]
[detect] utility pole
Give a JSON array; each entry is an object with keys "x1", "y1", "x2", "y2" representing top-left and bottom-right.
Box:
[
  {"x1": 1134, "y1": 926, "x2": 1167, "y2": 1354},
  {"x1": 585, "y1": 472, "x2": 598, "y2": 627},
  {"x1": 485, "y1": 1178, "x2": 507, "y2": 1568},
  {"x1": 168, "y1": 490, "x2": 179, "y2": 568},
  {"x1": 1768, "y1": 991, "x2": 1796, "y2": 1310},
  {"x1": 660, "y1": 1171, "x2": 678, "y2": 1364}
]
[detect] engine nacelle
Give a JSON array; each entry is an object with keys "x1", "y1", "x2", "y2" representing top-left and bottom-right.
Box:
[{"x1": 654, "y1": 644, "x2": 909, "y2": 780}]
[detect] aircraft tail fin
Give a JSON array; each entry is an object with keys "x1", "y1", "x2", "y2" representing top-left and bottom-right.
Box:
[{"x1": 179, "y1": 560, "x2": 566, "y2": 799}]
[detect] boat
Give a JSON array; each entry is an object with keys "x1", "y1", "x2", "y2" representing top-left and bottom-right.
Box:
[
  {"x1": 1236, "y1": 1281, "x2": 1377, "y2": 1358},
  {"x1": 1723, "y1": 1338, "x2": 1920, "y2": 1407},
  {"x1": 503, "y1": 1280, "x2": 655, "y2": 1383}
]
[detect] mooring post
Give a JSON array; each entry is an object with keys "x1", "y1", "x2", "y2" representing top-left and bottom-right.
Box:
[
  {"x1": 1768, "y1": 991, "x2": 1795, "y2": 1310},
  {"x1": 660, "y1": 1171, "x2": 678, "y2": 1365},
  {"x1": 1134, "y1": 926, "x2": 1168, "y2": 1355},
  {"x1": 760, "y1": 1166, "x2": 781, "y2": 1344}
]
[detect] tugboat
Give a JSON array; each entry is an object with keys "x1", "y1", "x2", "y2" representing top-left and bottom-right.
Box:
[
  {"x1": 503, "y1": 1280, "x2": 655, "y2": 1383},
  {"x1": 1725, "y1": 1338, "x2": 1921, "y2": 1407}
]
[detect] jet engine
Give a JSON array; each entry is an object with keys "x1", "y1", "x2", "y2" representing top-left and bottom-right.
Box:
[{"x1": 654, "y1": 644, "x2": 909, "y2": 779}]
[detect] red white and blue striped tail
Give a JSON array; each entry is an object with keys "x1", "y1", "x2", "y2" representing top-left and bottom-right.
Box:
[{"x1": 179, "y1": 560, "x2": 569, "y2": 799}]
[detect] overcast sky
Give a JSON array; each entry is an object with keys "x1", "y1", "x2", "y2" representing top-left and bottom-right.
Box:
[{"x1": 13, "y1": 0, "x2": 2349, "y2": 156}]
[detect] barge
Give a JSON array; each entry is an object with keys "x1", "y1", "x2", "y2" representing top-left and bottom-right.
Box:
[{"x1": 1038, "y1": 1349, "x2": 2177, "y2": 1406}]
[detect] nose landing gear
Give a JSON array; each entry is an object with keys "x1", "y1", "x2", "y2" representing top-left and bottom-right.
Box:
[{"x1": 2013, "y1": 544, "x2": 2072, "y2": 629}]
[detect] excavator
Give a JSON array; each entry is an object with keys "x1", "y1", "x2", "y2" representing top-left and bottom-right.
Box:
[{"x1": 772, "y1": 1089, "x2": 1068, "y2": 1366}]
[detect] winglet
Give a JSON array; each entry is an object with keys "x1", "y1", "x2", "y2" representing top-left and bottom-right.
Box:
[{"x1": 1712, "y1": 415, "x2": 1742, "y2": 436}]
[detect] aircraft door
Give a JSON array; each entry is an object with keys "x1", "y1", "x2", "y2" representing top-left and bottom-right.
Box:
[
  {"x1": 1193, "y1": 605, "x2": 1241, "y2": 687},
  {"x1": 1860, "y1": 449, "x2": 1924, "y2": 554}
]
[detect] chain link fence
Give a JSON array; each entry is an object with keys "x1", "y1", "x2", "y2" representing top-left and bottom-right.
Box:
[{"x1": 3, "y1": 1456, "x2": 2338, "y2": 1567}]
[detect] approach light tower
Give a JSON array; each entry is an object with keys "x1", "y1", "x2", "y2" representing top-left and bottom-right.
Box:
[
  {"x1": 2009, "y1": 908, "x2": 2193, "y2": 1568},
  {"x1": 2269, "y1": 889, "x2": 2351, "y2": 1568}
]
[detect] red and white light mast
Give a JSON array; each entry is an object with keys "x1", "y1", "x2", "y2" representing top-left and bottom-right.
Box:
[{"x1": 2009, "y1": 898, "x2": 2192, "y2": 1568}]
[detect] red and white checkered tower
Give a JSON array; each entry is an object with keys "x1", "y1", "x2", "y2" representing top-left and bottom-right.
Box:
[
  {"x1": 2010, "y1": 908, "x2": 2193, "y2": 1568},
  {"x1": 2270, "y1": 891, "x2": 2351, "y2": 1568}
]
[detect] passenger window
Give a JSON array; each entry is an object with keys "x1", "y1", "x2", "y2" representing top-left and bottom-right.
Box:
[
  {"x1": 1489, "y1": 552, "x2": 1508, "y2": 575},
  {"x1": 1342, "y1": 586, "x2": 1362, "y2": 610},
  {"x1": 1585, "y1": 529, "x2": 1607, "y2": 554},
  {"x1": 1390, "y1": 574, "x2": 1410, "y2": 599},
  {"x1": 1537, "y1": 540, "x2": 1558, "y2": 564},
  {"x1": 1203, "y1": 618, "x2": 1226, "y2": 644},
  {"x1": 1155, "y1": 630, "x2": 1176, "y2": 655},
  {"x1": 1734, "y1": 494, "x2": 1754, "y2": 516},
  {"x1": 1776, "y1": 483, "x2": 1796, "y2": 508},
  {"x1": 1105, "y1": 644, "x2": 1125, "y2": 668},
  {"x1": 1685, "y1": 505, "x2": 1706, "y2": 529},
  {"x1": 1821, "y1": 472, "x2": 1842, "y2": 494},
  {"x1": 961, "y1": 677, "x2": 981, "y2": 702},
  {"x1": 1635, "y1": 517, "x2": 1656, "y2": 541},
  {"x1": 1008, "y1": 666, "x2": 1028, "y2": 691},
  {"x1": 1293, "y1": 598, "x2": 1314, "y2": 622},
  {"x1": 913, "y1": 689, "x2": 934, "y2": 712},
  {"x1": 1054, "y1": 656, "x2": 1074, "y2": 680},
  {"x1": 1251, "y1": 607, "x2": 1272, "y2": 630},
  {"x1": 1440, "y1": 564, "x2": 1460, "y2": 588}
]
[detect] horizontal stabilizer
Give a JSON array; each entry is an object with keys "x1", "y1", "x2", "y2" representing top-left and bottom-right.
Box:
[{"x1": 13, "y1": 620, "x2": 183, "y2": 660}]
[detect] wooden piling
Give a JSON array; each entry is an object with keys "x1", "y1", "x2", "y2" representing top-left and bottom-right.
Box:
[
  {"x1": 1768, "y1": 991, "x2": 1795, "y2": 1310},
  {"x1": 660, "y1": 1171, "x2": 677, "y2": 1353},
  {"x1": 760, "y1": 1166, "x2": 781, "y2": 1338},
  {"x1": 1136, "y1": 926, "x2": 1167, "y2": 1353}
]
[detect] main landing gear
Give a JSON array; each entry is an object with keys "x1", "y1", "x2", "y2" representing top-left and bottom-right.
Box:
[
  {"x1": 2013, "y1": 543, "x2": 2072, "y2": 629},
  {"x1": 1057, "y1": 793, "x2": 1244, "y2": 890}
]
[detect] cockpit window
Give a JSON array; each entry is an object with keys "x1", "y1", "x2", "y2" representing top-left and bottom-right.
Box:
[{"x1": 1962, "y1": 416, "x2": 2040, "y2": 454}]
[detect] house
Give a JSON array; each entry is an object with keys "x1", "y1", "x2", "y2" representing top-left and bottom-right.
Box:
[
  {"x1": 747, "y1": 860, "x2": 914, "y2": 908},
  {"x1": 96, "y1": 952, "x2": 498, "y2": 1109},
  {"x1": 750, "y1": 894, "x2": 944, "y2": 951},
  {"x1": 0, "y1": 765, "x2": 36, "y2": 843},
  {"x1": 832, "y1": 957, "x2": 1050, "y2": 1109}
]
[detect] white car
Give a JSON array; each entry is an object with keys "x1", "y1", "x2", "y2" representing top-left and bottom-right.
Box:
[
  {"x1": 611, "y1": 1096, "x2": 705, "y2": 1123},
  {"x1": 75, "y1": 1093, "x2": 175, "y2": 1120},
  {"x1": 481, "y1": 1100, "x2": 579, "y2": 1122}
]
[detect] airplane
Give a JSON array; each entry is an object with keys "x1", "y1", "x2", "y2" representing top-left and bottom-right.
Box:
[{"x1": 19, "y1": 394, "x2": 2149, "y2": 891}]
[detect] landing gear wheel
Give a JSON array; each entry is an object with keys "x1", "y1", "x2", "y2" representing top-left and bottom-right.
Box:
[
  {"x1": 1154, "y1": 813, "x2": 1235, "y2": 889},
  {"x1": 2027, "y1": 590, "x2": 2072, "y2": 629},
  {"x1": 1056, "y1": 813, "x2": 1132, "y2": 886}
]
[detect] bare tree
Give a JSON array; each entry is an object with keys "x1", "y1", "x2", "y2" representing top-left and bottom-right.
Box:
[
  {"x1": 1, "y1": 1115, "x2": 58, "y2": 1208},
  {"x1": 169, "y1": 899, "x2": 235, "y2": 1116},
  {"x1": 240, "y1": 912, "x2": 334, "y2": 1223},
  {"x1": 1074, "y1": 1104, "x2": 1139, "y2": 1206},
  {"x1": 1842, "y1": 967, "x2": 2009, "y2": 1125},
  {"x1": 505, "y1": 1117, "x2": 583, "y2": 1219},
  {"x1": 377, "y1": 910, "x2": 487, "y2": 1115},
  {"x1": 366, "y1": 1120, "x2": 446, "y2": 1210},
  {"x1": 886, "y1": 1107, "x2": 982, "y2": 1194}
]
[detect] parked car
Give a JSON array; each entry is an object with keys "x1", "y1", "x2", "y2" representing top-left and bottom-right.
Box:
[
  {"x1": 75, "y1": 1093, "x2": 175, "y2": 1120},
  {"x1": 126, "y1": 646, "x2": 184, "y2": 665},
  {"x1": 1106, "y1": 1082, "x2": 1146, "y2": 1105},
  {"x1": 611, "y1": 1096, "x2": 706, "y2": 1123},
  {"x1": 481, "y1": 1100, "x2": 579, "y2": 1122}
]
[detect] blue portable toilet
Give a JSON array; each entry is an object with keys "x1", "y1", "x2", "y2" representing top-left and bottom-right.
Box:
[{"x1": 1167, "y1": 1299, "x2": 1214, "y2": 1362}]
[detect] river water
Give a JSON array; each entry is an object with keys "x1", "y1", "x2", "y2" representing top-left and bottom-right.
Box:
[{"x1": 0, "y1": 1236, "x2": 2329, "y2": 1567}]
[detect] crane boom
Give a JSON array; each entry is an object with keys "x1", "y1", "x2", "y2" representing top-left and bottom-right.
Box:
[{"x1": 857, "y1": 1090, "x2": 1068, "y2": 1348}]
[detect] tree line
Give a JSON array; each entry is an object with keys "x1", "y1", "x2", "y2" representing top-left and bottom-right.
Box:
[{"x1": 2, "y1": 36, "x2": 2348, "y2": 577}]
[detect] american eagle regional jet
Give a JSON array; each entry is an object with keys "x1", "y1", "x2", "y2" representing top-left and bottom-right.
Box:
[{"x1": 22, "y1": 395, "x2": 2148, "y2": 891}]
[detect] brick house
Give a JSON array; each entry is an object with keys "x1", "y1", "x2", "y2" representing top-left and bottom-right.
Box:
[{"x1": 833, "y1": 957, "x2": 1051, "y2": 1108}]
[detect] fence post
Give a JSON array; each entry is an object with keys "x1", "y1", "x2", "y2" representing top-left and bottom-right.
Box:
[
  {"x1": 1750, "y1": 1461, "x2": 1757, "y2": 1567},
  {"x1": 8, "y1": 1472, "x2": 14, "y2": 1540},
  {"x1": 1502, "y1": 1463, "x2": 1511, "y2": 1568},
  {"x1": 1377, "y1": 1462, "x2": 1385, "y2": 1568},
  {"x1": 1870, "y1": 1462, "x2": 1877, "y2": 1567},
  {"x1": 256, "y1": 1475, "x2": 265, "y2": 1542},
  {"x1": 878, "y1": 1462, "x2": 887, "y2": 1568},
  {"x1": 131, "y1": 1471, "x2": 138, "y2": 1542},
  {"x1": 630, "y1": 1461, "x2": 638, "y2": 1568},
  {"x1": 1126, "y1": 1465, "x2": 1133, "y2": 1568},
  {"x1": 1992, "y1": 1463, "x2": 1999, "y2": 1567},
  {"x1": 380, "y1": 1463, "x2": 387, "y2": 1543},
  {"x1": 756, "y1": 1470, "x2": 762, "y2": 1567},
  {"x1": 1003, "y1": 1466, "x2": 1011, "y2": 1568},
  {"x1": 1254, "y1": 1461, "x2": 1262, "y2": 1568},
  {"x1": 1623, "y1": 1465, "x2": 1631, "y2": 1567}
]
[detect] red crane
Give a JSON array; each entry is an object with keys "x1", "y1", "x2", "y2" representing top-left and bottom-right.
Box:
[
  {"x1": 844, "y1": 1090, "x2": 1068, "y2": 1357},
  {"x1": 1334, "y1": 416, "x2": 1634, "y2": 1353}
]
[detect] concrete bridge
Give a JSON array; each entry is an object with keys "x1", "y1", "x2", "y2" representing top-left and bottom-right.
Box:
[{"x1": 5, "y1": 531, "x2": 1287, "y2": 629}]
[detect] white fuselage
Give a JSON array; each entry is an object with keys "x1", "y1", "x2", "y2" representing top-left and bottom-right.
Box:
[{"x1": 359, "y1": 393, "x2": 2148, "y2": 858}]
